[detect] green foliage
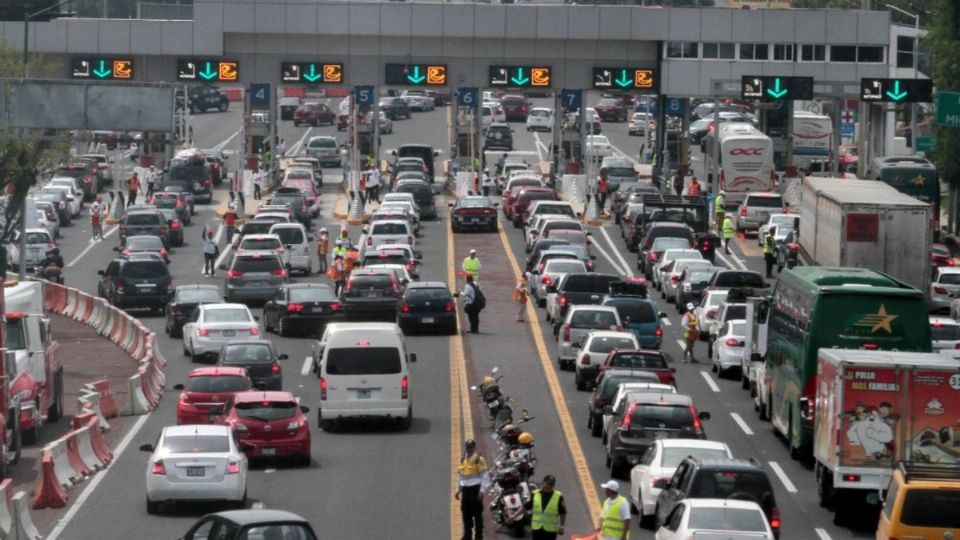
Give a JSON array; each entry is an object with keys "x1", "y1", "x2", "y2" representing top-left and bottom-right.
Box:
[{"x1": 929, "y1": 0, "x2": 960, "y2": 188}]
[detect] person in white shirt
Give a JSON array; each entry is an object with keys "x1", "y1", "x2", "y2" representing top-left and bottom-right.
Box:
[
  {"x1": 596, "y1": 480, "x2": 630, "y2": 540},
  {"x1": 481, "y1": 168, "x2": 495, "y2": 197},
  {"x1": 367, "y1": 165, "x2": 381, "y2": 203},
  {"x1": 253, "y1": 168, "x2": 263, "y2": 200}
]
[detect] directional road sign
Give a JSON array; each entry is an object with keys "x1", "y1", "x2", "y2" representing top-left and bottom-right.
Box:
[
  {"x1": 281, "y1": 62, "x2": 343, "y2": 84},
  {"x1": 915, "y1": 136, "x2": 935, "y2": 152},
  {"x1": 741, "y1": 76, "x2": 814, "y2": 101},
  {"x1": 385, "y1": 64, "x2": 447, "y2": 86},
  {"x1": 488, "y1": 66, "x2": 552, "y2": 88},
  {"x1": 177, "y1": 59, "x2": 239, "y2": 82},
  {"x1": 861, "y1": 78, "x2": 933, "y2": 103},
  {"x1": 591, "y1": 67, "x2": 656, "y2": 91},
  {"x1": 458, "y1": 87, "x2": 478, "y2": 108},
  {"x1": 71, "y1": 57, "x2": 134, "y2": 80},
  {"x1": 355, "y1": 85, "x2": 375, "y2": 107},
  {"x1": 936, "y1": 91, "x2": 960, "y2": 128},
  {"x1": 560, "y1": 89, "x2": 582, "y2": 112},
  {"x1": 249, "y1": 84, "x2": 270, "y2": 109}
]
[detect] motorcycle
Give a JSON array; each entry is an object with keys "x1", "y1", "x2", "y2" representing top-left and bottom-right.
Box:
[
  {"x1": 488, "y1": 465, "x2": 534, "y2": 538},
  {"x1": 471, "y1": 367, "x2": 509, "y2": 428},
  {"x1": 34, "y1": 265, "x2": 64, "y2": 285}
]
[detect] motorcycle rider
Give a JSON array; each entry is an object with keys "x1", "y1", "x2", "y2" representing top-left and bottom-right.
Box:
[
  {"x1": 38, "y1": 248, "x2": 65, "y2": 284},
  {"x1": 455, "y1": 439, "x2": 489, "y2": 540}
]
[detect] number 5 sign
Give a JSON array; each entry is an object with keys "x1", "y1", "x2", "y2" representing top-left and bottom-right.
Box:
[{"x1": 355, "y1": 85, "x2": 374, "y2": 107}]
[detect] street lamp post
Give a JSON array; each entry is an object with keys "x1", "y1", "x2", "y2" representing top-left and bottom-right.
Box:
[
  {"x1": 886, "y1": 3, "x2": 920, "y2": 155},
  {"x1": 22, "y1": 0, "x2": 74, "y2": 78}
]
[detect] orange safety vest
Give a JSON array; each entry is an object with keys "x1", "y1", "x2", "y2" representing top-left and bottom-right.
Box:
[{"x1": 127, "y1": 176, "x2": 139, "y2": 191}]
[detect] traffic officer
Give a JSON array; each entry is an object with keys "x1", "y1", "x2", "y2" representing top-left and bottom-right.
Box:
[
  {"x1": 481, "y1": 168, "x2": 495, "y2": 197},
  {"x1": 763, "y1": 228, "x2": 777, "y2": 278},
  {"x1": 316, "y1": 227, "x2": 329, "y2": 274},
  {"x1": 597, "y1": 480, "x2": 630, "y2": 540},
  {"x1": 223, "y1": 203, "x2": 238, "y2": 245},
  {"x1": 127, "y1": 171, "x2": 140, "y2": 206},
  {"x1": 462, "y1": 249, "x2": 481, "y2": 281},
  {"x1": 722, "y1": 214, "x2": 736, "y2": 255},
  {"x1": 714, "y1": 191, "x2": 726, "y2": 232},
  {"x1": 528, "y1": 475, "x2": 566, "y2": 539},
  {"x1": 331, "y1": 239, "x2": 347, "y2": 261},
  {"x1": 455, "y1": 439, "x2": 489, "y2": 540}
]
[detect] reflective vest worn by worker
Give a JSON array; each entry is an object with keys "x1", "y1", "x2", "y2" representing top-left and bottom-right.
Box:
[
  {"x1": 530, "y1": 489, "x2": 562, "y2": 533},
  {"x1": 332, "y1": 245, "x2": 347, "y2": 259},
  {"x1": 317, "y1": 235, "x2": 329, "y2": 256},
  {"x1": 601, "y1": 496, "x2": 629, "y2": 539},
  {"x1": 683, "y1": 312, "x2": 698, "y2": 341},
  {"x1": 714, "y1": 193, "x2": 725, "y2": 214},
  {"x1": 462, "y1": 256, "x2": 481, "y2": 279},
  {"x1": 763, "y1": 234, "x2": 776, "y2": 255},
  {"x1": 722, "y1": 216, "x2": 736, "y2": 239}
]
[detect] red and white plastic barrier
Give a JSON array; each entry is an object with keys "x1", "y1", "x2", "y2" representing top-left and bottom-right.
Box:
[
  {"x1": 31, "y1": 450, "x2": 68, "y2": 509},
  {"x1": 13, "y1": 491, "x2": 42, "y2": 539},
  {"x1": 84, "y1": 378, "x2": 118, "y2": 420}
]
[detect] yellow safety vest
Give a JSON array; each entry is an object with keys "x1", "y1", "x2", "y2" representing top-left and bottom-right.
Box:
[
  {"x1": 715, "y1": 195, "x2": 725, "y2": 213},
  {"x1": 462, "y1": 257, "x2": 480, "y2": 278},
  {"x1": 763, "y1": 234, "x2": 775, "y2": 255},
  {"x1": 601, "y1": 496, "x2": 629, "y2": 539},
  {"x1": 332, "y1": 246, "x2": 347, "y2": 259},
  {"x1": 722, "y1": 217, "x2": 736, "y2": 239},
  {"x1": 458, "y1": 454, "x2": 487, "y2": 477},
  {"x1": 531, "y1": 489, "x2": 562, "y2": 532}
]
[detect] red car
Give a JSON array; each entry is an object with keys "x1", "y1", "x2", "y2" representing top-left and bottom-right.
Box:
[
  {"x1": 839, "y1": 145, "x2": 858, "y2": 170},
  {"x1": 933, "y1": 243, "x2": 956, "y2": 270},
  {"x1": 218, "y1": 391, "x2": 311, "y2": 465},
  {"x1": 293, "y1": 103, "x2": 336, "y2": 127},
  {"x1": 593, "y1": 98, "x2": 629, "y2": 123},
  {"x1": 599, "y1": 349, "x2": 676, "y2": 388},
  {"x1": 500, "y1": 95, "x2": 529, "y2": 122},
  {"x1": 511, "y1": 187, "x2": 558, "y2": 227},
  {"x1": 174, "y1": 367, "x2": 253, "y2": 425}
]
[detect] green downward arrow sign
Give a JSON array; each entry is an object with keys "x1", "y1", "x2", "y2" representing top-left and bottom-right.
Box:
[
  {"x1": 303, "y1": 64, "x2": 321, "y2": 83},
  {"x1": 92, "y1": 60, "x2": 112, "y2": 79},
  {"x1": 766, "y1": 77, "x2": 788, "y2": 99},
  {"x1": 511, "y1": 67, "x2": 530, "y2": 86},
  {"x1": 198, "y1": 62, "x2": 218, "y2": 81},
  {"x1": 406, "y1": 65, "x2": 426, "y2": 84},
  {"x1": 886, "y1": 80, "x2": 908, "y2": 101},
  {"x1": 614, "y1": 69, "x2": 632, "y2": 88}
]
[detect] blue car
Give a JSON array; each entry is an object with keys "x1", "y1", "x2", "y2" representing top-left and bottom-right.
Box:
[{"x1": 602, "y1": 282, "x2": 665, "y2": 349}]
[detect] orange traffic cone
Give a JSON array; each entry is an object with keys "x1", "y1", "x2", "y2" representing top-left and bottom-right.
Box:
[{"x1": 738, "y1": 230, "x2": 746, "y2": 241}]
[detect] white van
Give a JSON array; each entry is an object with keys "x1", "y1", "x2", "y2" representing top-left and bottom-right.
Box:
[
  {"x1": 268, "y1": 223, "x2": 311, "y2": 276},
  {"x1": 313, "y1": 322, "x2": 416, "y2": 430}
]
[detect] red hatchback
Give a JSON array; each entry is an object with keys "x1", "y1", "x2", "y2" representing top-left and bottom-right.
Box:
[
  {"x1": 500, "y1": 95, "x2": 529, "y2": 122},
  {"x1": 174, "y1": 367, "x2": 253, "y2": 425},
  {"x1": 293, "y1": 103, "x2": 336, "y2": 127},
  {"x1": 219, "y1": 391, "x2": 311, "y2": 466},
  {"x1": 511, "y1": 187, "x2": 558, "y2": 227}
]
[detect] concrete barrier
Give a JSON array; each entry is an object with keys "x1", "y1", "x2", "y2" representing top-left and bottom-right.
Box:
[
  {"x1": 72, "y1": 424, "x2": 103, "y2": 474},
  {"x1": 127, "y1": 373, "x2": 152, "y2": 416},
  {"x1": 78, "y1": 390, "x2": 111, "y2": 432},
  {"x1": 86, "y1": 379, "x2": 119, "y2": 419},
  {"x1": 14, "y1": 491, "x2": 43, "y2": 538},
  {"x1": 64, "y1": 432, "x2": 92, "y2": 479},
  {"x1": 31, "y1": 452, "x2": 68, "y2": 509},
  {"x1": 0, "y1": 479, "x2": 13, "y2": 539}
]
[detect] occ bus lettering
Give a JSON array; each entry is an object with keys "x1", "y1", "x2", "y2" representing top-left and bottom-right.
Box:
[{"x1": 730, "y1": 148, "x2": 764, "y2": 156}]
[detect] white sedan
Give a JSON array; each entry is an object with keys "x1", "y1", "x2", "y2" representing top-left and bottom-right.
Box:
[
  {"x1": 531, "y1": 259, "x2": 586, "y2": 308},
  {"x1": 41, "y1": 185, "x2": 81, "y2": 217},
  {"x1": 182, "y1": 303, "x2": 261, "y2": 362},
  {"x1": 141, "y1": 424, "x2": 248, "y2": 514},
  {"x1": 630, "y1": 440, "x2": 732, "y2": 528},
  {"x1": 400, "y1": 91, "x2": 435, "y2": 111},
  {"x1": 712, "y1": 319, "x2": 746, "y2": 378},
  {"x1": 695, "y1": 289, "x2": 729, "y2": 341},
  {"x1": 655, "y1": 499, "x2": 775, "y2": 540},
  {"x1": 378, "y1": 111, "x2": 394, "y2": 134},
  {"x1": 757, "y1": 214, "x2": 797, "y2": 246},
  {"x1": 585, "y1": 135, "x2": 613, "y2": 160},
  {"x1": 526, "y1": 107, "x2": 553, "y2": 132}
]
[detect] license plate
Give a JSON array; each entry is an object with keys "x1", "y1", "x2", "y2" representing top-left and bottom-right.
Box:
[
  {"x1": 310, "y1": 306, "x2": 323, "y2": 313},
  {"x1": 136, "y1": 284, "x2": 154, "y2": 289},
  {"x1": 758, "y1": 212, "x2": 770, "y2": 220},
  {"x1": 223, "y1": 330, "x2": 236, "y2": 337},
  {"x1": 357, "y1": 389, "x2": 371, "y2": 399},
  {"x1": 261, "y1": 448, "x2": 276, "y2": 456},
  {"x1": 421, "y1": 317, "x2": 435, "y2": 324},
  {"x1": 186, "y1": 467, "x2": 204, "y2": 477},
  {"x1": 366, "y1": 292, "x2": 378, "y2": 298},
  {"x1": 468, "y1": 219, "x2": 479, "y2": 225}
]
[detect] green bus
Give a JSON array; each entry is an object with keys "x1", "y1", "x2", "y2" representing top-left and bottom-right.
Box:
[
  {"x1": 762, "y1": 267, "x2": 931, "y2": 458},
  {"x1": 869, "y1": 155, "x2": 939, "y2": 231}
]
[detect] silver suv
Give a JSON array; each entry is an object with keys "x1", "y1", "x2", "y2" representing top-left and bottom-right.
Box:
[
  {"x1": 306, "y1": 136, "x2": 342, "y2": 167},
  {"x1": 735, "y1": 192, "x2": 785, "y2": 233},
  {"x1": 223, "y1": 253, "x2": 289, "y2": 303}
]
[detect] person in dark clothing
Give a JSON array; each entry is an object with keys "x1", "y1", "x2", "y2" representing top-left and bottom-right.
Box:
[
  {"x1": 460, "y1": 275, "x2": 481, "y2": 334},
  {"x1": 525, "y1": 475, "x2": 566, "y2": 540}
]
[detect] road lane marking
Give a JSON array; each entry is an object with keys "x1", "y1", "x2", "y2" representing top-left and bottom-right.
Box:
[
  {"x1": 767, "y1": 461, "x2": 799, "y2": 493},
  {"x1": 66, "y1": 225, "x2": 118, "y2": 268},
  {"x1": 598, "y1": 226, "x2": 634, "y2": 278},
  {"x1": 288, "y1": 126, "x2": 314, "y2": 157},
  {"x1": 715, "y1": 249, "x2": 748, "y2": 271},
  {"x1": 730, "y1": 412, "x2": 754, "y2": 435},
  {"x1": 214, "y1": 129, "x2": 241, "y2": 151},
  {"x1": 676, "y1": 339, "x2": 686, "y2": 351},
  {"x1": 301, "y1": 355, "x2": 313, "y2": 376},
  {"x1": 46, "y1": 413, "x2": 151, "y2": 540},
  {"x1": 814, "y1": 528, "x2": 832, "y2": 540},
  {"x1": 532, "y1": 131, "x2": 550, "y2": 163},
  {"x1": 587, "y1": 232, "x2": 628, "y2": 276},
  {"x1": 661, "y1": 317, "x2": 672, "y2": 326},
  {"x1": 497, "y1": 225, "x2": 602, "y2": 525},
  {"x1": 446, "y1": 213, "x2": 471, "y2": 540},
  {"x1": 699, "y1": 370, "x2": 721, "y2": 393}
]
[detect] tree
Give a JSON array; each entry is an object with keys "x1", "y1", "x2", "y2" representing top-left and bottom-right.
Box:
[{"x1": 928, "y1": 0, "x2": 960, "y2": 232}]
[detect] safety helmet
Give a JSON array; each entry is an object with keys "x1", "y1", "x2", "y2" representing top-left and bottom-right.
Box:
[
  {"x1": 501, "y1": 424, "x2": 522, "y2": 445},
  {"x1": 497, "y1": 467, "x2": 520, "y2": 489},
  {"x1": 518, "y1": 432, "x2": 534, "y2": 445},
  {"x1": 341, "y1": 228, "x2": 349, "y2": 234},
  {"x1": 482, "y1": 376, "x2": 496, "y2": 387},
  {"x1": 320, "y1": 227, "x2": 328, "y2": 233}
]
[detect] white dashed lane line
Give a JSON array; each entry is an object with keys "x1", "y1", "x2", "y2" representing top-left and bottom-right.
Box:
[
  {"x1": 730, "y1": 412, "x2": 754, "y2": 436},
  {"x1": 768, "y1": 461, "x2": 799, "y2": 494},
  {"x1": 814, "y1": 528, "x2": 832, "y2": 540},
  {"x1": 699, "y1": 370, "x2": 721, "y2": 393},
  {"x1": 301, "y1": 355, "x2": 313, "y2": 376}
]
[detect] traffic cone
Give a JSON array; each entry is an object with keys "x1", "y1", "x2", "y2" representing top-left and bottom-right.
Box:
[{"x1": 738, "y1": 230, "x2": 745, "y2": 241}]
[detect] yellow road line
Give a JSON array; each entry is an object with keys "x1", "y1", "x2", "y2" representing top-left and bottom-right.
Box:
[
  {"x1": 447, "y1": 213, "x2": 473, "y2": 539},
  {"x1": 496, "y1": 225, "x2": 602, "y2": 524}
]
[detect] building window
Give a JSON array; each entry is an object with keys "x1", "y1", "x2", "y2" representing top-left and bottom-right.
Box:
[
  {"x1": 666, "y1": 42, "x2": 699, "y2": 59},
  {"x1": 702, "y1": 42, "x2": 735, "y2": 60},
  {"x1": 740, "y1": 43, "x2": 769, "y2": 60},
  {"x1": 897, "y1": 35, "x2": 915, "y2": 68},
  {"x1": 772, "y1": 44, "x2": 794, "y2": 61},
  {"x1": 857, "y1": 45, "x2": 884, "y2": 63},
  {"x1": 800, "y1": 44, "x2": 825, "y2": 62},
  {"x1": 830, "y1": 45, "x2": 857, "y2": 62}
]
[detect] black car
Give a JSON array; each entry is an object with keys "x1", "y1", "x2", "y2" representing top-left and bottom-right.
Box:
[
  {"x1": 56, "y1": 159, "x2": 100, "y2": 200},
  {"x1": 263, "y1": 283, "x2": 343, "y2": 336},
  {"x1": 179, "y1": 510, "x2": 317, "y2": 540},
  {"x1": 185, "y1": 85, "x2": 229, "y2": 114},
  {"x1": 117, "y1": 235, "x2": 169, "y2": 263},
  {"x1": 776, "y1": 228, "x2": 799, "y2": 272},
  {"x1": 165, "y1": 284, "x2": 223, "y2": 337},
  {"x1": 165, "y1": 153, "x2": 213, "y2": 203},
  {"x1": 216, "y1": 339, "x2": 288, "y2": 391},
  {"x1": 394, "y1": 180, "x2": 437, "y2": 220},
  {"x1": 594, "y1": 98, "x2": 629, "y2": 122},
  {"x1": 605, "y1": 392, "x2": 709, "y2": 479},
  {"x1": 340, "y1": 269, "x2": 403, "y2": 321},
  {"x1": 278, "y1": 97, "x2": 302, "y2": 121},
  {"x1": 398, "y1": 281, "x2": 457, "y2": 334},
  {"x1": 654, "y1": 457, "x2": 780, "y2": 537},
  {"x1": 151, "y1": 192, "x2": 191, "y2": 225},
  {"x1": 120, "y1": 209, "x2": 168, "y2": 247},
  {"x1": 97, "y1": 257, "x2": 173, "y2": 311},
  {"x1": 587, "y1": 369, "x2": 661, "y2": 438},
  {"x1": 613, "y1": 184, "x2": 659, "y2": 225},
  {"x1": 708, "y1": 270, "x2": 767, "y2": 290},
  {"x1": 379, "y1": 97, "x2": 410, "y2": 120},
  {"x1": 484, "y1": 123, "x2": 514, "y2": 151},
  {"x1": 159, "y1": 185, "x2": 195, "y2": 215},
  {"x1": 450, "y1": 196, "x2": 498, "y2": 233},
  {"x1": 269, "y1": 189, "x2": 310, "y2": 226}
]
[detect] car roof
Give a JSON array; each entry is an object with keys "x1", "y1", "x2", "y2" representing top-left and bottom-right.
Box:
[
  {"x1": 201, "y1": 303, "x2": 251, "y2": 311},
  {"x1": 930, "y1": 316, "x2": 959, "y2": 326},
  {"x1": 241, "y1": 234, "x2": 281, "y2": 241},
  {"x1": 586, "y1": 331, "x2": 636, "y2": 340},
  {"x1": 658, "y1": 439, "x2": 729, "y2": 451},
  {"x1": 188, "y1": 366, "x2": 248, "y2": 377},
  {"x1": 405, "y1": 281, "x2": 448, "y2": 289},
  {"x1": 569, "y1": 305, "x2": 619, "y2": 313},
  {"x1": 937, "y1": 267, "x2": 960, "y2": 275},
  {"x1": 232, "y1": 390, "x2": 296, "y2": 403},
  {"x1": 681, "y1": 498, "x2": 766, "y2": 511},
  {"x1": 208, "y1": 509, "x2": 311, "y2": 526},
  {"x1": 163, "y1": 424, "x2": 232, "y2": 437},
  {"x1": 629, "y1": 393, "x2": 694, "y2": 406},
  {"x1": 688, "y1": 457, "x2": 766, "y2": 472}
]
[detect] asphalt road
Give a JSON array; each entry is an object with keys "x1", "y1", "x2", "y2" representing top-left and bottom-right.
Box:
[{"x1": 41, "y1": 92, "x2": 872, "y2": 540}]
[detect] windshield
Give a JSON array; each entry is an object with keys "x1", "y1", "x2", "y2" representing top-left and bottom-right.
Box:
[
  {"x1": 690, "y1": 471, "x2": 773, "y2": 509},
  {"x1": 205, "y1": 308, "x2": 252, "y2": 324},
  {"x1": 5, "y1": 319, "x2": 26, "y2": 350},
  {"x1": 242, "y1": 222, "x2": 273, "y2": 235},
  {"x1": 273, "y1": 228, "x2": 304, "y2": 245},
  {"x1": 563, "y1": 275, "x2": 620, "y2": 293},
  {"x1": 545, "y1": 261, "x2": 585, "y2": 274},
  {"x1": 240, "y1": 525, "x2": 316, "y2": 540},
  {"x1": 127, "y1": 237, "x2": 163, "y2": 250},
  {"x1": 23, "y1": 232, "x2": 50, "y2": 244},
  {"x1": 373, "y1": 223, "x2": 408, "y2": 235},
  {"x1": 125, "y1": 213, "x2": 160, "y2": 226},
  {"x1": 289, "y1": 287, "x2": 336, "y2": 302},
  {"x1": 309, "y1": 138, "x2": 336, "y2": 148},
  {"x1": 571, "y1": 310, "x2": 619, "y2": 328},
  {"x1": 589, "y1": 336, "x2": 636, "y2": 353},
  {"x1": 232, "y1": 257, "x2": 282, "y2": 273},
  {"x1": 405, "y1": 288, "x2": 450, "y2": 301},
  {"x1": 901, "y1": 489, "x2": 960, "y2": 528},
  {"x1": 176, "y1": 288, "x2": 222, "y2": 304},
  {"x1": 651, "y1": 238, "x2": 690, "y2": 251},
  {"x1": 235, "y1": 401, "x2": 297, "y2": 421},
  {"x1": 120, "y1": 261, "x2": 167, "y2": 279},
  {"x1": 687, "y1": 270, "x2": 716, "y2": 284},
  {"x1": 185, "y1": 375, "x2": 250, "y2": 393},
  {"x1": 722, "y1": 305, "x2": 747, "y2": 321},
  {"x1": 168, "y1": 164, "x2": 207, "y2": 182},
  {"x1": 241, "y1": 238, "x2": 281, "y2": 251},
  {"x1": 940, "y1": 274, "x2": 960, "y2": 285},
  {"x1": 661, "y1": 447, "x2": 729, "y2": 468},
  {"x1": 687, "y1": 507, "x2": 769, "y2": 532},
  {"x1": 630, "y1": 404, "x2": 694, "y2": 429},
  {"x1": 162, "y1": 435, "x2": 230, "y2": 454},
  {"x1": 326, "y1": 347, "x2": 401, "y2": 375},
  {"x1": 932, "y1": 324, "x2": 960, "y2": 341},
  {"x1": 606, "y1": 300, "x2": 657, "y2": 324},
  {"x1": 606, "y1": 167, "x2": 636, "y2": 178},
  {"x1": 222, "y1": 344, "x2": 273, "y2": 363}
]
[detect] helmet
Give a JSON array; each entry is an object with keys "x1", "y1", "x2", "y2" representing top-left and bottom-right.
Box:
[
  {"x1": 497, "y1": 467, "x2": 520, "y2": 489},
  {"x1": 518, "y1": 432, "x2": 534, "y2": 445},
  {"x1": 500, "y1": 424, "x2": 522, "y2": 446},
  {"x1": 482, "y1": 376, "x2": 496, "y2": 387},
  {"x1": 341, "y1": 227, "x2": 349, "y2": 234}
]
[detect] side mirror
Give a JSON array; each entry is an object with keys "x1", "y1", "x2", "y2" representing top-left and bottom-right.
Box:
[
  {"x1": 279, "y1": 354, "x2": 289, "y2": 360},
  {"x1": 698, "y1": 411, "x2": 711, "y2": 421},
  {"x1": 253, "y1": 316, "x2": 260, "y2": 321},
  {"x1": 585, "y1": 231, "x2": 593, "y2": 236},
  {"x1": 659, "y1": 312, "x2": 668, "y2": 318},
  {"x1": 173, "y1": 383, "x2": 185, "y2": 390},
  {"x1": 300, "y1": 405, "x2": 311, "y2": 414},
  {"x1": 590, "y1": 255, "x2": 598, "y2": 260},
  {"x1": 448, "y1": 203, "x2": 454, "y2": 208},
  {"x1": 433, "y1": 150, "x2": 441, "y2": 157},
  {"x1": 652, "y1": 478, "x2": 669, "y2": 489},
  {"x1": 409, "y1": 353, "x2": 418, "y2": 363},
  {"x1": 546, "y1": 285, "x2": 557, "y2": 293},
  {"x1": 138, "y1": 443, "x2": 154, "y2": 452}
]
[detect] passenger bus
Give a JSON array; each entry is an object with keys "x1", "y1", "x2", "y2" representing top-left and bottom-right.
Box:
[
  {"x1": 702, "y1": 122, "x2": 776, "y2": 208},
  {"x1": 869, "y1": 155, "x2": 940, "y2": 232},
  {"x1": 791, "y1": 112, "x2": 833, "y2": 171},
  {"x1": 761, "y1": 267, "x2": 931, "y2": 458}
]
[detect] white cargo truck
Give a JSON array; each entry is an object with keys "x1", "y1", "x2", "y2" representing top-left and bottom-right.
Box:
[{"x1": 798, "y1": 177, "x2": 932, "y2": 294}]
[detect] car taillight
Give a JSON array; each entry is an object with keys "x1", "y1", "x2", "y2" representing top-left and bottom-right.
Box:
[
  {"x1": 935, "y1": 286, "x2": 949, "y2": 294},
  {"x1": 842, "y1": 474, "x2": 861, "y2": 482},
  {"x1": 170, "y1": 221, "x2": 181, "y2": 230},
  {"x1": 227, "y1": 270, "x2": 244, "y2": 279},
  {"x1": 160, "y1": 248, "x2": 168, "y2": 258},
  {"x1": 538, "y1": 263, "x2": 545, "y2": 272},
  {"x1": 320, "y1": 377, "x2": 327, "y2": 399},
  {"x1": 114, "y1": 278, "x2": 126, "y2": 288},
  {"x1": 690, "y1": 405, "x2": 703, "y2": 434},
  {"x1": 541, "y1": 275, "x2": 551, "y2": 285},
  {"x1": 172, "y1": 305, "x2": 182, "y2": 315},
  {"x1": 286, "y1": 420, "x2": 303, "y2": 431},
  {"x1": 770, "y1": 508, "x2": 781, "y2": 531},
  {"x1": 249, "y1": 327, "x2": 259, "y2": 336},
  {"x1": 227, "y1": 461, "x2": 240, "y2": 474},
  {"x1": 559, "y1": 295, "x2": 568, "y2": 308},
  {"x1": 725, "y1": 337, "x2": 740, "y2": 347},
  {"x1": 586, "y1": 260, "x2": 594, "y2": 270},
  {"x1": 401, "y1": 375, "x2": 409, "y2": 399},
  {"x1": 204, "y1": 178, "x2": 212, "y2": 185},
  {"x1": 580, "y1": 355, "x2": 590, "y2": 365},
  {"x1": 160, "y1": 226, "x2": 168, "y2": 234},
  {"x1": 270, "y1": 268, "x2": 288, "y2": 277},
  {"x1": 121, "y1": 249, "x2": 131, "y2": 257},
  {"x1": 151, "y1": 460, "x2": 166, "y2": 475},
  {"x1": 655, "y1": 327, "x2": 663, "y2": 337},
  {"x1": 330, "y1": 302, "x2": 342, "y2": 312},
  {"x1": 287, "y1": 303, "x2": 305, "y2": 313},
  {"x1": 272, "y1": 363, "x2": 281, "y2": 374},
  {"x1": 367, "y1": 236, "x2": 373, "y2": 246},
  {"x1": 176, "y1": 200, "x2": 183, "y2": 208},
  {"x1": 400, "y1": 303, "x2": 411, "y2": 313},
  {"x1": 197, "y1": 328, "x2": 209, "y2": 336},
  {"x1": 84, "y1": 176, "x2": 93, "y2": 184},
  {"x1": 670, "y1": 275, "x2": 679, "y2": 284},
  {"x1": 620, "y1": 402, "x2": 636, "y2": 431},
  {"x1": 649, "y1": 252, "x2": 658, "y2": 262},
  {"x1": 740, "y1": 205, "x2": 747, "y2": 217},
  {"x1": 562, "y1": 324, "x2": 570, "y2": 343}
]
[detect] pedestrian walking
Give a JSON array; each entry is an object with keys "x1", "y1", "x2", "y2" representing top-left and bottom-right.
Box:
[
  {"x1": 223, "y1": 203, "x2": 238, "y2": 245},
  {"x1": 763, "y1": 228, "x2": 777, "y2": 278},
  {"x1": 722, "y1": 214, "x2": 736, "y2": 254},
  {"x1": 462, "y1": 249, "x2": 481, "y2": 281},
  {"x1": 455, "y1": 439, "x2": 489, "y2": 540},
  {"x1": 202, "y1": 230, "x2": 219, "y2": 276},
  {"x1": 253, "y1": 168, "x2": 263, "y2": 200},
  {"x1": 460, "y1": 275, "x2": 483, "y2": 334},
  {"x1": 127, "y1": 172, "x2": 140, "y2": 206},
  {"x1": 367, "y1": 164, "x2": 381, "y2": 204},
  {"x1": 316, "y1": 227, "x2": 329, "y2": 274},
  {"x1": 596, "y1": 480, "x2": 630, "y2": 540},
  {"x1": 146, "y1": 166, "x2": 157, "y2": 198},
  {"x1": 90, "y1": 196, "x2": 105, "y2": 240},
  {"x1": 680, "y1": 302, "x2": 699, "y2": 363},
  {"x1": 481, "y1": 168, "x2": 494, "y2": 197},
  {"x1": 513, "y1": 275, "x2": 528, "y2": 322},
  {"x1": 358, "y1": 171, "x2": 367, "y2": 205},
  {"x1": 527, "y1": 475, "x2": 566, "y2": 540},
  {"x1": 673, "y1": 170, "x2": 684, "y2": 196},
  {"x1": 596, "y1": 173, "x2": 609, "y2": 215},
  {"x1": 714, "y1": 191, "x2": 726, "y2": 232},
  {"x1": 688, "y1": 176, "x2": 702, "y2": 196}
]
